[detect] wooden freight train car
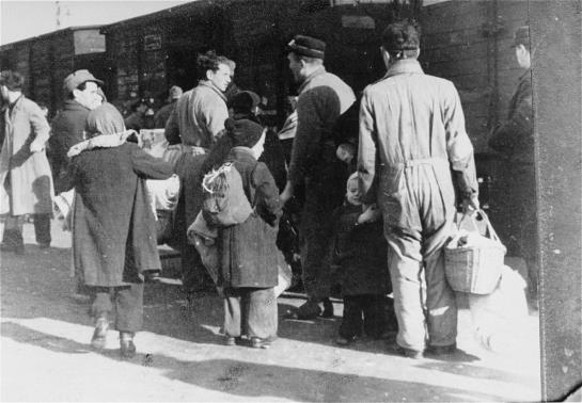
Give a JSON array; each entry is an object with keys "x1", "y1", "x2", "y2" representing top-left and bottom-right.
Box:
[{"x1": 0, "y1": 26, "x2": 108, "y2": 118}]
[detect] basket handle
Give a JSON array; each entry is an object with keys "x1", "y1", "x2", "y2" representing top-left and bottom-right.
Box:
[{"x1": 456, "y1": 209, "x2": 501, "y2": 243}]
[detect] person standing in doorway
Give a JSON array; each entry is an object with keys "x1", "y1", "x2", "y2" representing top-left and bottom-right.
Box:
[
  {"x1": 280, "y1": 35, "x2": 356, "y2": 319},
  {"x1": 358, "y1": 21, "x2": 479, "y2": 358},
  {"x1": 488, "y1": 25, "x2": 538, "y2": 308}
]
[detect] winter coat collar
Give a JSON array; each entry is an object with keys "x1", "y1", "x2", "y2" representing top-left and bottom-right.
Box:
[
  {"x1": 7, "y1": 94, "x2": 24, "y2": 115},
  {"x1": 384, "y1": 59, "x2": 424, "y2": 79},
  {"x1": 198, "y1": 81, "x2": 227, "y2": 103},
  {"x1": 63, "y1": 99, "x2": 91, "y2": 113},
  {"x1": 298, "y1": 66, "x2": 327, "y2": 94}
]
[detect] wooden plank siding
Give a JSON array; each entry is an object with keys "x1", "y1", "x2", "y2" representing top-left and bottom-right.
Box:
[{"x1": 0, "y1": 27, "x2": 105, "y2": 117}]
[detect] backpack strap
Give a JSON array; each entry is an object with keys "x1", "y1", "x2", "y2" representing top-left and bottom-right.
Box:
[{"x1": 247, "y1": 160, "x2": 260, "y2": 208}]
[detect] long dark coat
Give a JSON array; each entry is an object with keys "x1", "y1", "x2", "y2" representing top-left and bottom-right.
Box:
[
  {"x1": 66, "y1": 142, "x2": 173, "y2": 286},
  {"x1": 49, "y1": 99, "x2": 90, "y2": 193},
  {"x1": 218, "y1": 147, "x2": 283, "y2": 288},
  {"x1": 331, "y1": 202, "x2": 391, "y2": 296}
]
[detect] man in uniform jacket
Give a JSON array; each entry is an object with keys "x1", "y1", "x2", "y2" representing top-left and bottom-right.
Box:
[
  {"x1": 280, "y1": 35, "x2": 356, "y2": 319},
  {"x1": 488, "y1": 26, "x2": 538, "y2": 306},
  {"x1": 358, "y1": 21, "x2": 479, "y2": 358}
]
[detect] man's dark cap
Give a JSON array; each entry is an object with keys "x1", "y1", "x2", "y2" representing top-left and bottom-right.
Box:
[
  {"x1": 512, "y1": 26, "x2": 530, "y2": 48},
  {"x1": 382, "y1": 21, "x2": 420, "y2": 52},
  {"x1": 287, "y1": 35, "x2": 326, "y2": 59}
]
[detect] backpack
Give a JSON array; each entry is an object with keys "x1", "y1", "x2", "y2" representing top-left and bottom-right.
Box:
[{"x1": 201, "y1": 162, "x2": 254, "y2": 227}]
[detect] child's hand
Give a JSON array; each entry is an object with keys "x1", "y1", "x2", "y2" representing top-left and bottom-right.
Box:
[
  {"x1": 358, "y1": 204, "x2": 381, "y2": 224},
  {"x1": 336, "y1": 143, "x2": 355, "y2": 164}
]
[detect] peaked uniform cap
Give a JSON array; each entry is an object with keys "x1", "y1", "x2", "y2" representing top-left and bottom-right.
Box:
[{"x1": 287, "y1": 35, "x2": 326, "y2": 59}]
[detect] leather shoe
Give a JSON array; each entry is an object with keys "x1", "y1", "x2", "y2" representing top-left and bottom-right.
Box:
[
  {"x1": 388, "y1": 343, "x2": 423, "y2": 359},
  {"x1": 90, "y1": 317, "x2": 109, "y2": 349},
  {"x1": 288, "y1": 301, "x2": 321, "y2": 320},
  {"x1": 425, "y1": 343, "x2": 457, "y2": 357},
  {"x1": 250, "y1": 337, "x2": 271, "y2": 349},
  {"x1": 224, "y1": 336, "x2": 243, "y2": 346},
  {"x1": 335, "y1": 335, "x2": 356, "y2": 346},
  {"x1": 120, "y1": 333, "x2": 136, "y2": 358}
]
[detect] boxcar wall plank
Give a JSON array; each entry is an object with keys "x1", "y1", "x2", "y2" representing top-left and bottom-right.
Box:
[{"x1": 530, "y1": 2, "x2": 582, "y2": 400}]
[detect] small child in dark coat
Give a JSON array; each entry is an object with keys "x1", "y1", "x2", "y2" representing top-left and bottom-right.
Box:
[{"x1": 331, "y1": 173, "x2": 393, "y2": 345}]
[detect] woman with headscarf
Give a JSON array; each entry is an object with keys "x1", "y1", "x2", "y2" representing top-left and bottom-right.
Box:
[
  {"x1": 200, "y1": 116, "x2": 282, "y2": 349},
  {"x1": 62, "y1": 103, "x2": 173, "y2": 358}
]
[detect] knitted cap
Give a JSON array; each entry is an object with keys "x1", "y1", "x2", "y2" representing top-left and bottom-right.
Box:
[{"x1": 225, "y1": 118, "x2": 265, "y2": 148}]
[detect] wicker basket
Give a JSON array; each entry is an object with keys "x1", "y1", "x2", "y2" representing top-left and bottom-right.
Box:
[{"x1": 444, "y1": 210, "x2": 506, "y2": 295}]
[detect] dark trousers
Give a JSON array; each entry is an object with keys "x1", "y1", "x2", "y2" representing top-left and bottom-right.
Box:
[
  {"x1": 90, "y1": 284, "x2": 144, "y2": 333},
  {"x1": 339, "y1": 294, "x2": 388, "y2": 339},
  {"x1": 223, "y1": 287, "x2": 278, "y2": 339},
  {"x1": 299, "y1": 184, "x2": 336, "y2": 302},
  {"x1": 1, "y1": 214, "x2": 51, "y2": 247},
  {"x1": 33, "y1": 214, "x2": 51, "y2": 246}
]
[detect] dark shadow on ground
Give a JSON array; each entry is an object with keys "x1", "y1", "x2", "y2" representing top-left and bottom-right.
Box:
[{"x1": 0, "y1": 321, "x2": 512, "y2": 403}]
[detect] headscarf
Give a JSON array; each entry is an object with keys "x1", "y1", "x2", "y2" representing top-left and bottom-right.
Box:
[
  {"x1": 85, "y1": 102, "x2": 125, "y2": 138},
  {"x1": 68, "y1": 103, "x2": 132, "y2": 158}
]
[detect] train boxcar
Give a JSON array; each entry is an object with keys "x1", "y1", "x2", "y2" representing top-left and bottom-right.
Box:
[{"x1": 0, "y1": 26, "x2": 107, "y2": 118}]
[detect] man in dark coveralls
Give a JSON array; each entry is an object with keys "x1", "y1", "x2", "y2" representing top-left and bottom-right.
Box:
[
  {"x1": 489, "y1": 26, "x2": 538, "y2": 307},
  {"x1": 280, "y1": 35, "x2": 355, "y2": 319}
]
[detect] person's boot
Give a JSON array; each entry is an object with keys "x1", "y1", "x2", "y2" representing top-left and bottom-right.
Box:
[
  {"x1": 90, "y1": 316, "x2": 109, "y2": 350},
  {"x1": 119, "y1": 332, "x2": 136, "y2": 359},
  {"x1": 288, "y1": 300, "x2": 322, "y2": 320},
  {"x1": 321, "y1": 297, "x2": 334, "y2": 318}
]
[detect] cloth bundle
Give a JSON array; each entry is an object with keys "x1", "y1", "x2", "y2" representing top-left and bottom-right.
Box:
[
  {"x1": 187, "y1": 211, "x2": 292, "y2": 297},
  {"x1": 53, "y1": 189, "x2": 75, "y2": 231}
]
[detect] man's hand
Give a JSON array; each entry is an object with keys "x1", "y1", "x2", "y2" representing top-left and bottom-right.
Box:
[
  {"x1": 462, "y1": 194, "x2": 480, "y2": 215},
  {"x1": 280, "y1": 182, "x2": 294, "y2": 206},
  {"x1": 30, "y1": 140, "x2": 45, "y2": 153}
]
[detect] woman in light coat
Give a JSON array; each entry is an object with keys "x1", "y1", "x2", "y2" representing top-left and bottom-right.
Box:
[{"x1": 0, "y1": 71, "x2": 53, "y2": 254}]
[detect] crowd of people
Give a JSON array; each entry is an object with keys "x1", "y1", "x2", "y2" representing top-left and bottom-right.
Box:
[{"x1": 0, "y1": 20, "x2": 536, "y2": 360}]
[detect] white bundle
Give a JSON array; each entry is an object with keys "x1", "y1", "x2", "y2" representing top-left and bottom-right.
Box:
[{"x1": 145, "y1": 174, "x2": 180, "y2": 217}]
